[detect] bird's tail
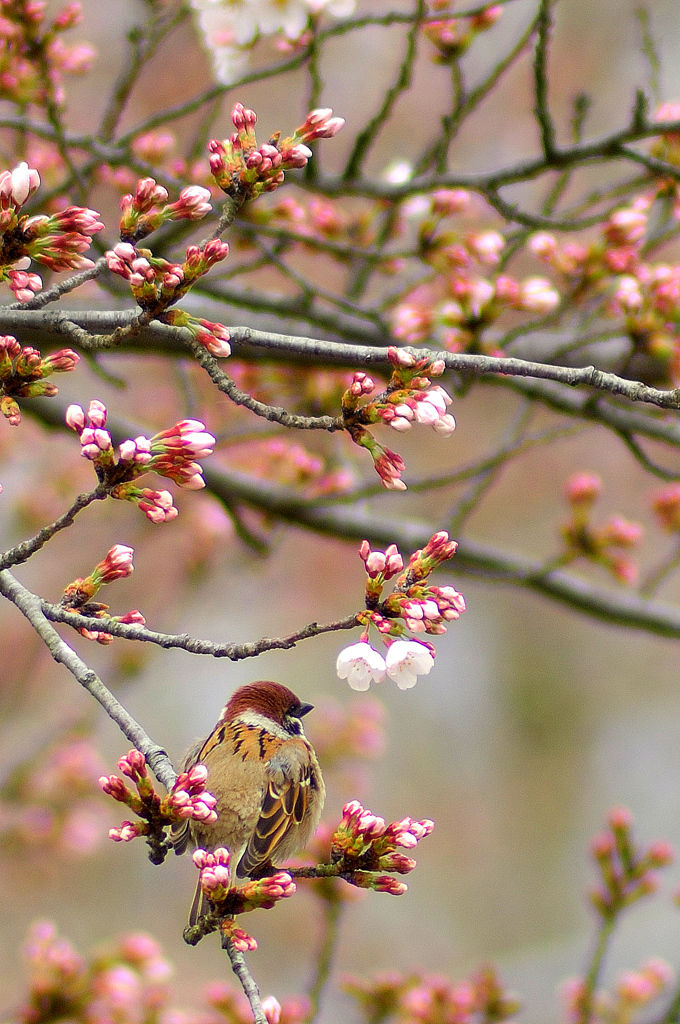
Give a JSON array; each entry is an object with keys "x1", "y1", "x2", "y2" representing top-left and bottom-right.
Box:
[{"x1": 188, "y1": 873, "x2": 209, "y2": 927}]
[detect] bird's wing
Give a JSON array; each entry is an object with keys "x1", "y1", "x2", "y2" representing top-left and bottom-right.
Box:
[{"x1": 236, "y1": 753, "x2": 312, "y2": 877}]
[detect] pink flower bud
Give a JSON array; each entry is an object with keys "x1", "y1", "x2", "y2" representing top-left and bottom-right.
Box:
[
  {"x1": 608, "y1": 806, "x2": 634, "y2": 831},
  {"x1": 65, "y1": 403, "x2": 85, "y2": 431},
  {"x1": 372, "y1": 875, "x2": 408, "y2": 895},
  {"x1": 648, "y1": 841, "x2": 674, "y2": 867},
  {"x1": 565, "y1": 472, "x2": 601, "y2": 505},
  {"x1": 261, "y1": 996, "x2": 281, "y2": 1024},
  {"x1": 10, "y1": 161, "x2": 40, "y2": 206}
]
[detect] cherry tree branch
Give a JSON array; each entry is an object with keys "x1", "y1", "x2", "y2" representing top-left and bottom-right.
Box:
[
  {"x1": 222, "y1": 939, "x2": 267, "y2": 1024},
  {"x1": 0, "y1": 487, "x2": 107, "y2": 570},
  {"x1": 39, "y1": 604, "x2": 360, "y2": 655},
  {"x1": 200, "y1": 467, "x2": 680, "y2": 639},
  {"x1": 0, "y1": 568, "x2": 177, "y2": 789},
  {"x1": 7, "y1": 312, "x2": 680, "y2": 421}
]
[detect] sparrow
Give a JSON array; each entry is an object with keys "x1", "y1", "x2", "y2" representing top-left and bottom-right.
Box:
[{"x1": 172, "y1": 680, "x2": 325, "y2": 925}]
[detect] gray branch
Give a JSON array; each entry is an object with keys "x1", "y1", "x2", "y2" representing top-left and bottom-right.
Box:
[{"x1": 4, "y1": 310, "x2": 680, "y2": 415}]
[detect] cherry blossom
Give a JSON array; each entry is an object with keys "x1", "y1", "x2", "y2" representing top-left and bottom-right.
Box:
[
  {"x1": 336, "y1": 642, "x2": 387, "y2": 690},
  {"x1": 384, "y1": 640, "x2": 435, "y2": 689}
]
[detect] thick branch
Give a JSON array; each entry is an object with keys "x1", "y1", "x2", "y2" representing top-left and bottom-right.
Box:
[
  {"x1": 200, "y1": 467, "x2": 680, "y2": 640},
  {"x1": 6, "y1": 312, "x2": 680, "y2": 414}
]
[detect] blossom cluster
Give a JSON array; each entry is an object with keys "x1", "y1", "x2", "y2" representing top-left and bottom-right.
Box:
[
  {"x1": 329, "y1": 799, "x2": 434, "y2": 895},
  {"x1": 0, "y1": 334, "x2": 79, "y2": 424},
  {"x1": 100, "y1": 749, "x2": 217, "y2": 863},
  {"x1": 0, "y1": 735, "x2": 108, "y2": 859},
  {"x1": 189, "y1": 846, "x2": 296, "y2": 949},
  {"x1": 228, "y1": 435, "x2": 354, "y2": 497},
  {"x1": 65, "y1": 401, "x2": 216, "y2": 522},
  {"x1": 118, "y1": 177, "x2": 212, "y2": 243},
  {"x1": 344, "y1": 965, "x2": 520, "y2": 1024},
  {"x1": 208, "y1": 103, "x2": 344, "y2": 204},
  {"x1": 163, "y1": 308, "x2": 232, "y2": 358},
  {"x1": 60, "y1": 544, "x2": 145, "y2": 644},
  {"x1": 0, "y1": 1, "x2": 95, "y2": 109},
  {"x1": 342, "y1": 347, "x2": 455, "y2": 489},
  {"x1": 423, "y1": 3, "x2": 503, "y2": 63},
  {"x1": 561, "y1": 473, "x2": 643, "y2": 585},
  {"x1": 105, "y1": 237, "x2": 229, "y2": 314},
  {"x1": 527, "y1": 161, "x2": 680, "y2": 385},
  {"x1": 191, "y1": 0, "x2": 356, "y2": 85},
  {"x1": 589, "y1": 806, "x2": 673, "y2": 919},
  {"x1": 19, "y1": 922, "x2": 173, "y2": 1024},
  {"x1": 563, "y1": 959, "x2": 673, "y2": 1024},
  {"x1": 0, "y1": 161, "x2": 103, "y2": 301},
  {"x1": 389, "y1": 190, "x2": 559, "y2": 355},
  {"x1": 16, "y1": 921, "x2": 300, "y2": 1024},
  {"x1": 337, "y1": 532, "x2": 464, "y2": 690}
]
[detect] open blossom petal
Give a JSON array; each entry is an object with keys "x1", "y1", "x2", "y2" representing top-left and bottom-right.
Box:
[
  {"x1": 336, "y1": 642, "x2": 387, "y2": 690},
  {"x1": 385, "y1": 640, "x2": 435, "y2": 689}
]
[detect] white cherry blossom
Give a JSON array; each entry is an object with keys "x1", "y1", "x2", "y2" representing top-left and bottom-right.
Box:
[
  {"x1": 336, "y1": 641, "x2": 387, "y2": 690},
  {"x1": 385, "y1": 640, "x2": 435, "y2": 690}
]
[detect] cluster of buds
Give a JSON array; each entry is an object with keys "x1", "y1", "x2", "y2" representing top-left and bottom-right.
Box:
[
  {"x1": 100, "y1": 750, "x2": 217, "y2": 864},
  {"x1": 391, "y1": 271, "x2": 559, "y2": 353},
  {"x1": 342, "y1": 348, "x2": 455, "y2": 489},
  {"x1": 118, "y1": 177, "x2": 212, "y2": 243},
  {"x1": 562, "y1": 959, "x2": 673, "y2": 1024},
  {"x1": 208, "y1": 103, "x2": 344, "y2": 204},
  {"x1": 19, "y1": 922, "x2": 179, "y2": 1024},
  {"x1": 423, "y1": 4, "x2": 503, "y2": 62},
  {"x1": 105, "y1": 238, "x2": 229, "y2": 314},
  {"x1": 526, "y1": 182, "x2": 680, "y2": 384},
  {"x1": 245, "y1": 192, "x2": 382, "y2": 264},
  {"x1": 389, "y1": 190, "x2": 560, "y2": 353},
  {"x1": 328, "y1": 799, "x2": 434, "y2": 895},
  {"x1": 529, "y1": 197, "x2": 652, "y2": 285},
  {"x1": 0, "y1": 3, "x2": 94, "y2": 109},
  {"x1": 163, "y1": 308, "x2": 231, "y2": 358},
  {"x1": 560, "y1": 473, "x2": 643, "y2": 585},
  {"x1": 0, "y1": 735, "x2": 108, "y2": 860},
  {"x1": 228, "y1": 436, "x2": 353, "y2": 498},
  {"x1": 589, "y1": 807, "x2": 673, "y2": 920},
  {"x1": 65, "y1": 401, "x2": 216, "y2": 522},
  {"x1": 186, "y1": 847, "x2": 296, "y2": 948},
  {"x1": 347, "y1": 968, "x2": 521, "y2": 1024},
  {"x1": 0, "y1": 162, "x2": 103, "y2": 301},
  {"x1": 17, "y1": 204, "x2": 104, "y2": 272},
  {"x1": 59, "y1": 544, "x2": 145, "y2": 644},
  {"x1": 336, "y1": 532, "x2": 464, "y2": 690},
  {"x1": 0, "y1": 335, "x2": 79, "y2": 424}
]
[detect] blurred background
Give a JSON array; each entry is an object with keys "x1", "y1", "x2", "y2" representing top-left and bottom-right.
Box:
[{"x1": 4, "y1": 1, "x2": 680, "y2": 1021}]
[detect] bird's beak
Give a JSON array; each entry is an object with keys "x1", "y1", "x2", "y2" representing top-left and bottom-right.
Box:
[{"x1": 298, "y1": 702, "x2": 314, "y2": 717}]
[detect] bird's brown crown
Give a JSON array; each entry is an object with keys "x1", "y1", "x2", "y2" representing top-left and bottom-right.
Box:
[{"x1": 224, "y1": 680, "x2": 308, "y2": 726}]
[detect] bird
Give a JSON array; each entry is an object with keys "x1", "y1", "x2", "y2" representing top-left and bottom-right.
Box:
[{"x1": 172, "y1": 680, "x2": 325, "y2": 926}]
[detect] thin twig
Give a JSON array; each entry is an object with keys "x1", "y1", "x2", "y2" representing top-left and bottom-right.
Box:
[
  {"x1": 40, "y1": 605, "x2": 360, "y2": 656},
  {"x1": 0, "y1": 487, "x2": 107, "y2": 570}
]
